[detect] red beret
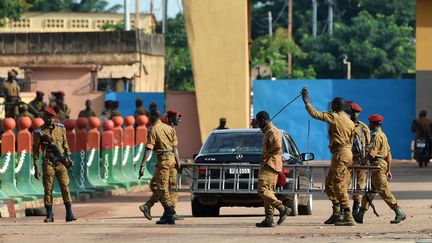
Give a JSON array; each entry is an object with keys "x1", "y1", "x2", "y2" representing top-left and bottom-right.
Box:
[
  {"x1": 167, "y1": 109, "x2": 182, "y2": 117},
  {"x1": 44, "y1": 108, "x2": 57, "y2": 117},
  {"x1": 368, "y1": 114, "x2": 383, "y2": 123},
  {"x1": 350, "y1": 102, "x2": 362, "y2": 112}
]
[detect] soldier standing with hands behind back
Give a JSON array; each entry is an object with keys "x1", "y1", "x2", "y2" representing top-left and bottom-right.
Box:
[
  {"x1": 301, "y1": 87, "x2": 356, "y2": 226},
  {"x1": 33, "y1": 108, "x2": 77, "y2": 223}
]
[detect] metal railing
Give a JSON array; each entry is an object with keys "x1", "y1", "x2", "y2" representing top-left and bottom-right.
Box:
[{"x1": 175, "y1": 163, "x2": 381, "y2": 196}]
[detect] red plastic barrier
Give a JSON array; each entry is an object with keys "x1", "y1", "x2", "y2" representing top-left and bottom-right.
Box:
[
  {"x1": 17, "y1": 117, "x2": 32, "y2": 153},
  {"x1": 135, "y1": 115, "x2": 148, "y2": 145},
  {"x1": 88, "y1": 117, "x2": 101, "y2": 150},
  {"x1": 112, "y1": 116, "x2": 124, "y2": 148}
]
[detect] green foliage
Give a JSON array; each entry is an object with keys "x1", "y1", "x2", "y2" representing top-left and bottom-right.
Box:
[
  {"x1": 28, "y1": 0, "x2": 122, "y2": 12},
  {"x1": 161, "y1": 14, "x2": 194, "y2": 91},
  {"x1": 0, "y1": 0, "x2": 30, "y2": 27},
  {"x1": 252, "y1": 0, "x2": 415, "y2": 79},
  {"x1": 251, "y1": 28, "x2": 315, "y2": 79},
  {"x1": 100, "y1": 21, "x2": 125, "y2": 31}
]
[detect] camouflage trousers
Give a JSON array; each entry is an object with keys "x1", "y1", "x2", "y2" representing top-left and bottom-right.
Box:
[
  {"x1": 351, "y1": 156, "x2": 366, "y2": 203},
  {"x1": 325, "y1": 148, "x2": 353, "y2": 209},
  {"x1": 145, "y1": 166, "x2": 178, "y2": 208},
  {"x1": 146, "y1": 155, "x2": 176, "y2": 208},
  {"x1": 258, "y1": 164, "x2": 284, "y2": 221},
  {"x1": 43, "y1": 161, "x2": 72, "y2": 206},
  {"x1": 361, "y1": 160, "x2": 398, "y2": 210}
]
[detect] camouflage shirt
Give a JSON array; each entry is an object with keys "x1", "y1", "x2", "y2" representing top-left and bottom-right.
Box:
[
  {"x1": 306, "y1": 103, "x2": 355, "y2": 153},
  {"x1": 146, "y1": 120, "x2": 178, "y2": 154},
  {"x1": 32, "y1": 123, "x2": 71, "y2": 166},
  {"x1": 261, "y1": 122, "x2": 283, "y2": 172}
]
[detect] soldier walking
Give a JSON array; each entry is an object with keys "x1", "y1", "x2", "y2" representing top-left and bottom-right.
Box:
[
  {"x1": 32, "y1": 108, "x2": 77, "y2": 222},
  {"x1": 138, "y1": 109, "x2": 180, "y2": 224},
  {"x1": 301, "y1": 87, "x2": 356, "y2": 226},
  {"x1": 349, "y1": 102, "x2": 370, "y2": 216},
  {"x1": 139, "y1": 110, "x2": 184, "y2": 221},
  {"x1": 255, "y1": 111, "x2": 291, "y2": 227},
  {"x1": 354, "y1": 114, "x2": 406, "y2": 224}
]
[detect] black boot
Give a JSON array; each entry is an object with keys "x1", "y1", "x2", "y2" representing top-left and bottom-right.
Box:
[
  {"x1": 354, "y1": 208, "x2": 365, "y2": 224},
  {"x1": 65, "y1": 204, "x2": 77, "y2": 222},
  {"x1": 324, "y1": 204, "x2": 342, "y2": 224},
  {"x1": 156, "y1": 207, "x2": 175, "y2": 225},
  {"x1": 44, "y1": 206, "x2": 54, "y2": 223},
  {"x1": 256, "y1": 218, "x2": 275, "y2": 227},
  {"x1": 277, "y1": 206, "x2": 292, "y2": 225},
  {"x1": 390, "y1": 206, "x2": 406, "y2": 224},
  {"x1": 352, "y1": 201, "x2": 360, "y2": 217}
]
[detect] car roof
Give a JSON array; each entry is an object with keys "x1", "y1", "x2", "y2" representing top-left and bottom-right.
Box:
[{"x1": 210, "y1": 128, "x2": 287, "y2": 134}]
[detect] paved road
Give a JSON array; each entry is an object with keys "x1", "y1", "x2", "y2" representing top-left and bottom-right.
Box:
[{"x1": 1, "y1": 160, "x2": 432, "y2": 243}]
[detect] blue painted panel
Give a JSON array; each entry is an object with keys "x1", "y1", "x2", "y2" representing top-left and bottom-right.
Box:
[
  {"x1": 105, "y1": 92, "x2": 165, "y2": 117},
  {"x1": 253, "y1": 79, "x2": 415, "y2": 160}
]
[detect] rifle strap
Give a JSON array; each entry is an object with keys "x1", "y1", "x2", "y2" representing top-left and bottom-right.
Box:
[{"x1": 365, "y1": 191, "x2": 379, "y2": 217}]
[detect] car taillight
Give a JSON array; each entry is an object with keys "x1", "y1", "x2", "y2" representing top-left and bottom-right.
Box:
[
  {"x1": 198, "y1": 168, "x2": 207, "y2": 176},
  {"x1": 283, "y1": 168, "x2": 290, "y2": 174}
]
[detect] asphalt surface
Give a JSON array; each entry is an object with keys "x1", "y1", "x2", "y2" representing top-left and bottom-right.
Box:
[{"x1": 1, "y1": 160, "x2": 432, "y2": 243}]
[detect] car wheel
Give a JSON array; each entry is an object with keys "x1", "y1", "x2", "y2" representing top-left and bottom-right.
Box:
[
  {"x1": 298, "y1": 194, "x2": 313, "y2": 215},
  {"x1": 191, "y1": 197, "x2": 220, "y2": 217},
  {"x1": 290, "y1": 194, "x2": 299, "y2": 216}
]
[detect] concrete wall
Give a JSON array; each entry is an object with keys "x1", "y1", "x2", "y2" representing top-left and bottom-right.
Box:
[
  {"x1": 416, "y1": 0, "x2": 432, "y2": 115},
  {"x1": 166, "y1": 91, "x2": 202, "y2": 159},
  {"x1": 0, "y1": 12, "x2": 157, "y2": 33},
  {"x1": 30, "y1": 66, "x2": 104, "y2": 118},
  {"x1": 183, "y1": 0, "x2": 251, "y2": 142}
]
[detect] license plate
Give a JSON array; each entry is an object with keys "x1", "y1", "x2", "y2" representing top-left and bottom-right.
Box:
[
  {"x1": 229, "y1": 168, "x2": 250, "y2": 174},
  {"x1": 417, "y1": 143, "x2": 426, "y2": 148}
]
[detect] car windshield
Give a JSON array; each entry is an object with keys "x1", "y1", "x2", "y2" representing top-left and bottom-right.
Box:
[{"x1": 201, "y1": 132, "x2": 264, "y2": 154}]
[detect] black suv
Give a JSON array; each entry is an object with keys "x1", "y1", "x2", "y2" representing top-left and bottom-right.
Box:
[{"x1": 191, "y1": 128, "x2": 314, "y2": 217}]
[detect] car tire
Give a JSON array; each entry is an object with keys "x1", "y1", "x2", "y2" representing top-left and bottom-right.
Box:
[
  {"x1": 191, "y1": 197, "x2": 220, "y2": 217},
  {"x1": 298, "y1": 194, "x2": 313, "y2": 215}
]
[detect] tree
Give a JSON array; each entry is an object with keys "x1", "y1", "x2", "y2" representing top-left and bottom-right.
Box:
[
  {"x1": 0, "y1": 0, "x2": 30, "y2": 27},
  {"x1": 28, "y1": 0, "x2": 122, "y2": 12},
  {"x1": 251, "y1": 0, "x2": 415, "y2": 79},
  {"x1": 160, "y1": 13, "x2": 194, "y2": 91},
  {"x1": 251, "y1": 28, "x2": 316, "y2": 79}
]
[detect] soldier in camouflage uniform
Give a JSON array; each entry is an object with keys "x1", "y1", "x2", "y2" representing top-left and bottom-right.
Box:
[
  {"x1": 1, "y1": 70, "x2": 21, "y2": 118},
  {"x1": 255, "y1": 111, "x2": 292, "y2": 227},
  {"x1": 134, "y1": 98, "x2": 150, "y2": 118},
  {"x1": 33, "y1": 108, "x2": 77, "y2": 223},
  {"x1": 138, "y1": 109, "x2": 180, "y2": 225},
  {"x1": 18, "y1": 104, "x2": 35, "y2": 120},
  {"x1": 139, "y1": 110, "x2": 183, "y2": 221},
  {"x1": 301, "y1": 87, "x2": 356, "y2": 226},
  {"x1": 349, "y1": 102, "x2": 370, "y2": 216},
  {"x1": 78, "y1": 99, "x2": 96, "y2": 118},
  {"x1": 354, "y1": 114, "x2": 406, "y2": 224},
  {"x1": 50, "y1": 92, "x2": 71, "y2": 121},
  {"x1": 29, "y1": 91, "x2": 47, "y2": 116}
]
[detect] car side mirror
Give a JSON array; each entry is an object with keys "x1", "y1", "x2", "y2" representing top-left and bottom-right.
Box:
[
  {"x1": 193, "y1": 154, "x2": 198, "y2": 160},
  {"x1": 301, "y1": 152, "x2": 314, "y2": 161}
]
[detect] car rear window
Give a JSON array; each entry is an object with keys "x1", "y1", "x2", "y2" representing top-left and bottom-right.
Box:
[{"x1": 201, "y1": 132, "x2": 264, "y2": 154}]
